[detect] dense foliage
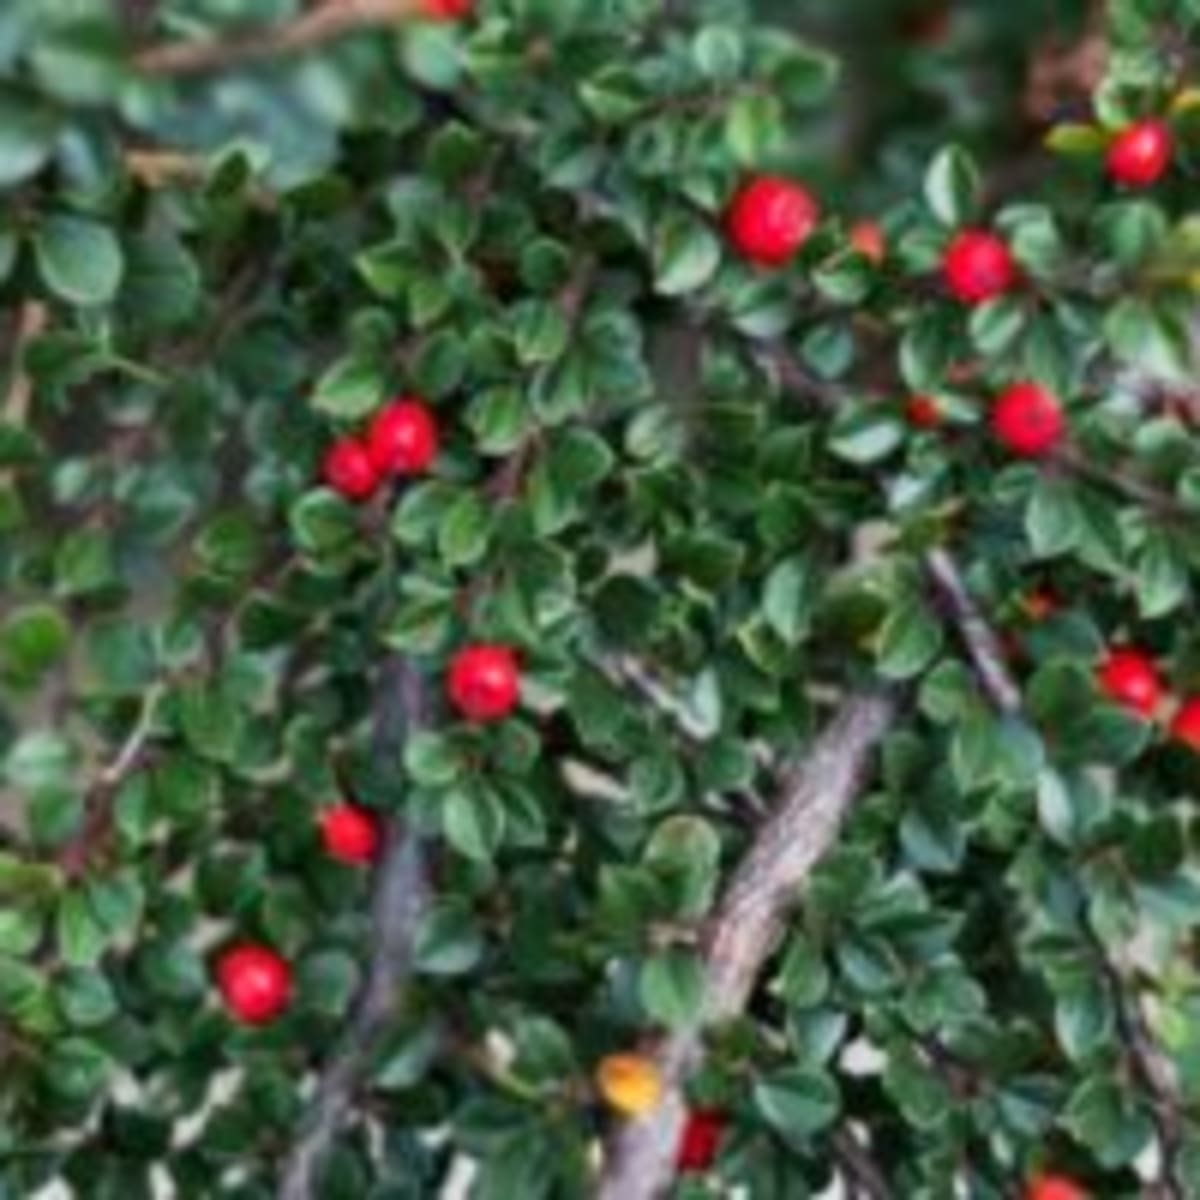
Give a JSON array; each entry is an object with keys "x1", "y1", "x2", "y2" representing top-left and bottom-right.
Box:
[{"x1": 0, "y1": 0, "x2": 1198, "y2": 1196}]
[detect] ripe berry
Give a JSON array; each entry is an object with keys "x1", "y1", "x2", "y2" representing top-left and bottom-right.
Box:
[
  {"x1": 850, "y1": 220, "x2": 886, "y2": 264},
  {"x1": 1170, "y1": 697, "x2": 1200, "y2": 750},
  {"x1": 447, "y1": 644, "x2": 521, "y2": 723},
  {"x1": 1024, "y1": 1175, "x2": 1090, "y2": 1200},
  {"x1": 676, "y1": 1109, "x2": 725, "y2": 1173},
  {"x1": 1107, "y1": 119, "x2": 1172, "y2": 188},
  {"x1": 905, "y1": 395, "x2": 942, "y2": 429},
  {"x1": 320, "y1": 803, "x2": 381, "y2": 865},
  {"x1": 991, "y1": 382, "x2": 1065, "y2": 457},
  {"x1": 215, "y1": 944, "x2": 292, "y2": 1025},
  {"x1": 418, "y1": 0, "x2": 473, "y2": 19},
  {"x1": 366, "y1": 399, "x2": 439, "y2": 477},
  {"x1": 1097, "y1": 648, "x2": 1163, "y2": 718},
  {"x1": 595, "y1": 1053, "x2": 663, "y2": 1118},
  {"x1": 726, "y1": 177, "x2": 819, "y2": 267},
  {"x1": 323, "y1": 437, "x2": 379, "y2": 501},
  {"x1": 942, "y1": 229, "x2": 1017, "y2": 304}
]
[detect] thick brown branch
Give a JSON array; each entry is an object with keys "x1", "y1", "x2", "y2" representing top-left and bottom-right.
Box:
[
  {"x1": 135, "y1": 0, "x2": 422, "y2": 77},
  {"x1": 276, "y1": 656, "x2": 433, "y2": 1200},
  {"x1": 924, "y1": 547, "x2": 1023, "y2": 716},
  {"x1": 594, "y1": 691, "x2": 896, "y2": 1200}
]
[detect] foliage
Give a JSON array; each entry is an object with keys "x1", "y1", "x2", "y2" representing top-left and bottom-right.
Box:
[{"x1": 0, "y1": 0, "x2": 1198, "y2": 1197}]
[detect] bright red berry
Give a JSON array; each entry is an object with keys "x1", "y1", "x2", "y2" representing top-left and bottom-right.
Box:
[
  {"x1": 320, "y1": 803, "x2": 382, "y2": 865},
  {"x1": 942, "y1": 229, "x2": 1017, "y2": 304},
  {"x1": 991, "y1": 382, "x2": 1065, "y2": 457},
  {"x1": 1097, "y1": 648, "x2": 1163, "y2": 718},
  {"x1": 366, "y1": 399, "x2": 439, "y2": 477},
  {"x1": 418, "y1": 0, "x2": 473, "y2": 20},
  {"x1": 676, "y1": 1109, "x2": 726, "y2": 1174},
  {"x1": 323, "y1": 437, "x2": 379, "y2": 501},
  {"x1": 447, "y1": 644, "x2": 521, "y2": 723},
  {"x1": 215, "y1": 944, "x2": 292, "y2": 1025},
  {"x1": 850, "y1": 220, "x2": 886, "y2": 264},
  {"x1": 1024, "y1": 1175, "x2": 1090, "y2": 1200},
  {"x1": 905, "y1": 395, "x2": 942, "y2": 429},
  {"x1": 1170, "y1": 697, "x2": 1200, "y2": 750},
  {"x1": 726, "y1": 177, "x2": 820, "y2": 267},
  {"x1": 1106, "y1": 119, "x2": 1172, "y2": 188}
]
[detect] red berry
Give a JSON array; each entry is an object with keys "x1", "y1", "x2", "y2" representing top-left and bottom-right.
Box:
[
  {"x1": 1170, "y1": 697, "x2": 1200, "y2": 750},
  {"x1": 323, "y1": 437, "x2": 379, "y2": 501},
  {"x1": 1107, "y1": 119, "x2": 1172, "y2": 188},
  {"x1": 942, "y1": 229, "x2": 1017, "y2": 304},
  {"x1": 1097, "y1": 648, "x2": 1163, "y2": 718},
  {"x1": 366, "y1": 399, "x2": 439, "y2": 477},
  {"x1": 447, "y1": 644, "x2": 521, "y2": 723},
  {"x1": 850, "y1": 220, "x2": 886, "y2": 264},
  {"x1": 676, "y1": 1109, "x2": 725, "y2": 1174},
  {"x1": 320, "y1": 803, "x2": 382, "y2": 865},
  {"x1": 418, "y1": 0, "x2": 473, "y2": 19},
  {"x1": 1025, "y1": 1175, "x2": 1090, "y2": 1200},
  {"x1": 905, "y1": 395, "x2": 942, "y2": 429},
  {"x1": 991, "y1": 382, "x2": 1065, "y2": 457},
  {"x1": 726, "y1": 177, "x2": 819, "y2": 267},
  {"x1": 216, "y1": 944, "x2": 292, "y2": 1025}
]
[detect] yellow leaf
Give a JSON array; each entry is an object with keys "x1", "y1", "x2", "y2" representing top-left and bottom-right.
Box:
[{"x1": 595, "y1": 1053, "x2": 664, "y2": 1117}]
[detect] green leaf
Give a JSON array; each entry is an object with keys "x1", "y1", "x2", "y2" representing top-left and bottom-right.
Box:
[
  {"x1": 443, "y1": 786, "x2": 505, "y2": 863},
  {"x1": 924, "y1": 145, "x2": 980, "y2": 227},
  {"x1": 1026, "y1": 476, "x2": 1084, "y2": 558},
  {"x1": 877, "y1": 598, "x2": 943, "y2": 681},
  {"x1": 413, "y1": 901, "x2": 483, "y2": 976},
  {"x1": 0, "y1": 89, "x2": 58, "y2": 188},
  {"x1": 653, "y1": 215, "x2": 721, "y2": 297},
  {"x1": 0, "y1": 604, "x2": 70, "y2": 686},
  {"x1": 312, "y1": 355, "x2": 385, "y2": 419},
  {"x1": 754, "y1": 1067, "x2": 840, "y2": 1139},
  {"x1": 638, "y1": 949, "x2": 705, "y2": 1029},
  {"x1": 34, "y1": 215, "x2": 124, "y2": 306},
  {"x1": 763, "y1": 555, "x2": 818, "y2": 645}
]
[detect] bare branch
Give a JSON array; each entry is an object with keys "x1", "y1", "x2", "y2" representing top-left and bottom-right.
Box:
[
  {"x1": 924, "y1": 547, "x2": 1023, "y2": 716},
  {"x1": 276, "y1": 656, "x2": 433, "y2": 1200},
  {"x1": 135, "y1": 0, "x2": 423, "y2": 77},
  {"x1": 594, "y1": 691, "x2": 896, "y2": 1200},
  {"x1": 832, "y1": 1126, "x2": 895, "y2": 1200}
]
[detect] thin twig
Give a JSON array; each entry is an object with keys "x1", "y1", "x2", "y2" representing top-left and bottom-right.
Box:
[
  {"x1": 931, "y1": 548, "x2": 1190, "y2": 1199},
  {"x1": 59, "y1": 683, "x2": 166, "y2": 877},
  {"x1": 276, "y1": 656, "x2": 433, "y2": 1200},
  {"x1": 594, "y1": 691, "x2": 896, "y2": 1200},
  {"x1": 1091, "y1": 940, "x2": 1186, "y2": 1200},
  {"x1": 923, "y1": 548, "x2": 1023, "y2": 716},
  {"x1": 832, "y1": 1126, "x2": 895, "y2": 1200},
  {"x1": 2, "y1": 302, "x2": 48, "y2": 428},
  {"x1": 135, "y1": 0, "x2": 423, "y2": 77},
  {"x1": 1056, "y1": 446, "x2": 1191, "y2": 520}
]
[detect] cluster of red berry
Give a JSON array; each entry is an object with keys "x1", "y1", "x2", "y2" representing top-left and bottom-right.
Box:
[
  {"x1": 726, "y1": 116, "x2": 1173, "y2": 464},
  {"x1": 1097, "y1": 647, "x2": 1200, "y2": 748},
  {"x1": 215, "y1": 640, "x2": 523, "y2": 1024}
]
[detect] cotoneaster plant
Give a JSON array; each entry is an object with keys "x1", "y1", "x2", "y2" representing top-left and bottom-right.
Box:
[{"x1": 0, "y1": 1, "x2": 1197, "y2": 1198}]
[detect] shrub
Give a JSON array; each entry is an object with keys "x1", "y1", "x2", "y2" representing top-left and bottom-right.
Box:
[{"x1": 0, "y1": 1, "x2": 1197, "y2": 1197}]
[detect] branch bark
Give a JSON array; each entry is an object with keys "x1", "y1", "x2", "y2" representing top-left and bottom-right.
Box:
[
  {"x1": 923, "y1": 547, "x2": 1023, "y2": 716},
  {"x1": 276, "y1": 656, "x2": 433, "y2": 1200},
  {"x1": 135, "y1": 0, "x2": 423, "y2": 77},
  {"x1": 594, "y1": 690, "x2": 896, "y2": 1200}
]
